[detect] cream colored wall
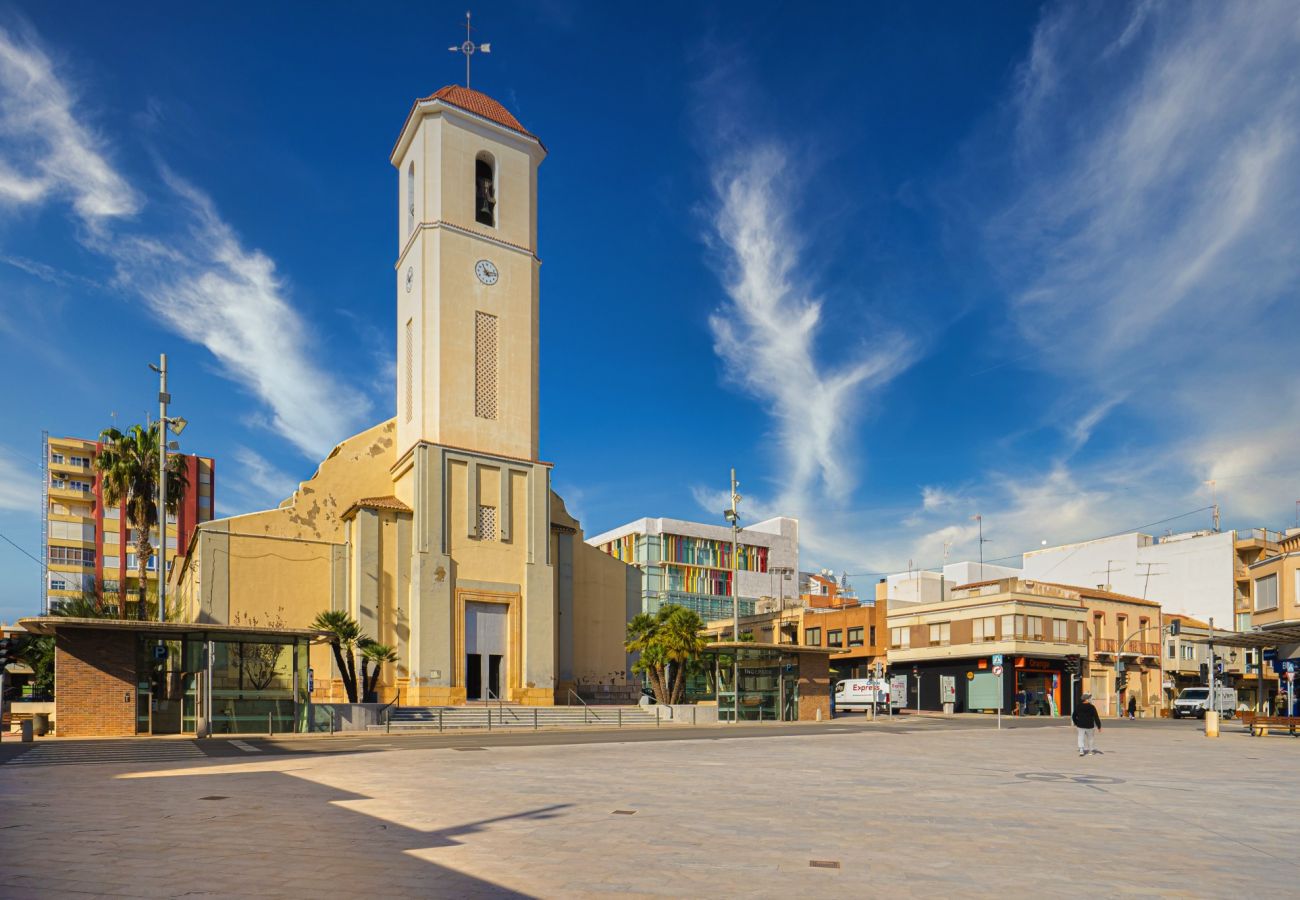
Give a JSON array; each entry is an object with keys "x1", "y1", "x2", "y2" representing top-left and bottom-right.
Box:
[
  {"x1": 173, "y1": 420, "x2": 398, "y2": 699},
  {"x1": 446, "y1": 460, "x2": 529, "y2": 579},
  {"x1": 568, "y1": 538, "x2": 637, "y2": 685}
]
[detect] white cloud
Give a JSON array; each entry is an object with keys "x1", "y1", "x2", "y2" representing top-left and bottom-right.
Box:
[
  {"x1": 0, "y1": 23, "x2": 371, "y2": 460},
  {"x1": 231, "y1": 447, "x2": 300, "y2": 505},
  {"x1": 105, "y1": 172, "x2": 371, "y2": 459},
  {"x1": 0, "y1": 447, "x2": 38, "y2": 512},
  {"x1": 706, "y1": 144, "x2": 914, "y2": 516},
  {"x1": 0, "y1": 26, "x2": 138, "y2": 222}
]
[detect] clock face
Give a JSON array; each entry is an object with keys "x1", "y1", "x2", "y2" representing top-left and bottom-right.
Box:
[
  {"x1": 405, "y1": 267, "x2": 414, "y2": 293},
  {"x1": 475, "y1": 259, "x2": 499, "y2": 286}
]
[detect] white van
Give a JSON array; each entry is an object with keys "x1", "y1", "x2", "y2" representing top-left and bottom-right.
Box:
[
  {"x1": 1172, "y1": 686, "x2": 1237, "y2": 719},
  {"x1": 834, "y1": 679, "x2": 888, "y2": 712}
]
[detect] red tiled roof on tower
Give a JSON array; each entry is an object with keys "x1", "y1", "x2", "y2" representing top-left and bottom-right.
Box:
[{"x1": 418, "y1": 85, "x2": 536, "y2": 140}]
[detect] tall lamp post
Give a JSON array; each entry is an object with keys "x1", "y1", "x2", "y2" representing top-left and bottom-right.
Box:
[
  {"x1": 148, "y1": 354, "x2": 186, "y2": 623},
  {"x1": 723, "y1": 469, "x2": 741, "y2": 723},
  {"x1": 1115, "y1": 622, "x2": 1161, "y2": 720}
]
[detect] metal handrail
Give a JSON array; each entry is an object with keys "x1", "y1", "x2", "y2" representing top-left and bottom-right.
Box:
[
  {"x1": 485, "y1": 687, "x2": 520, "y2": 724},
  {"x1": 565, "y1": 688, "x2": 601, "y2": 722},
  {"x1": 380, "y1": 688, "x2": 402, "y2": 732}
]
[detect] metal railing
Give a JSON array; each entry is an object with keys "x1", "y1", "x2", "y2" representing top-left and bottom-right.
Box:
[
  {"x1": 1093, "y1": 638, "x2": 1117, "y2": 654},
  {"x1": 565, "y1": 688, "x2": 603, "y2": 724},
  {"x1": 381, "y1": 688, "x2": 402, "y2": 733}
]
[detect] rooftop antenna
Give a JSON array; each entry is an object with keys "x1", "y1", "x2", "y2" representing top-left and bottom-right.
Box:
[
  {"x1": 449, "y1": 10, "x2": 491, "y2": 88},
  {"x1": 1204, "y1": 479, "x2": 1219, "y2": 532}
]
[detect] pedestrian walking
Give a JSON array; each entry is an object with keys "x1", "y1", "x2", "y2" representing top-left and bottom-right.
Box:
[
  {"x1": 1127, "y1": 694, "x2": 1137, "y2": 720},
  {"x1": 1072, "y1": 692, "x2": 1102, "y2": 756}
]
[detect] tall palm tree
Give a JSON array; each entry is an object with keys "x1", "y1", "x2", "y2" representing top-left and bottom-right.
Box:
[
  {"x1": 95, "y1": 424, "x2": 188, "y2": 620},
  {"x1": 312, "y1": 610, "x2": 369, "y2": 703}
]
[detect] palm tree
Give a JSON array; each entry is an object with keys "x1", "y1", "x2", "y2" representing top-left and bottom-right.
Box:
[
  {"x1": 311, "y1": 610, "x2": 369, "y2": 703},
  {"x1": 95, "y1": 424, "x2": 188, "y2": 620},
  {"x1": 625, "y1": 604, "x2": 709, "y2": 705},
  {"x1": 360, "y1": 642, "x2": 398, "y2": 703}
]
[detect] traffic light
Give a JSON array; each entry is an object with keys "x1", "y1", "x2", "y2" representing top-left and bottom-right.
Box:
[
  {"x1": 1117, "y1": 672, "x2": 1128, "y2": 692},
  {"x1": 0, "y1": 637, "x2": 16, "y2": 667},
  {"x1": 1200, "y1": 663, "x2": 1209, "y2": 682},
  {"x1": 912, "y1": 666, "x2": 920, "y2": 679},
  {"x1": 1168, "y1": 619, "x2": 1181, "y2": 637},
  {"x1": 1064, "y1": 654, "x2": 1080, "y2": 675}
]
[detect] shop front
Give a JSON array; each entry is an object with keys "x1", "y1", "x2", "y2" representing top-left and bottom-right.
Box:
[{"x1": 890, "y1": 654, "x2": 1076, "y2": 717}]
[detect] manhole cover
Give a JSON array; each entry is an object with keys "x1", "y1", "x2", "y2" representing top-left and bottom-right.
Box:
[{"x1": 809, "y1": 860, "x2": 840, "y2": 869}]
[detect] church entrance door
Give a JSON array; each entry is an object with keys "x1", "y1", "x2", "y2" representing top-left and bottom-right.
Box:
[{"x1": 465, "y1": 602, "x2": 508, "y2": 701}]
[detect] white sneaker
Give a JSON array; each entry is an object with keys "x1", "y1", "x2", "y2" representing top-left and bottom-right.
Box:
[{"x1": 1079, "y1": 750, "x2": 1086, "y2": 756}]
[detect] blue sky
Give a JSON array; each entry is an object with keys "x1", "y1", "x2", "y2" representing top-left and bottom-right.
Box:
[{"x1": 2, "y1": 1, "x2": 1299, "y2": 623}]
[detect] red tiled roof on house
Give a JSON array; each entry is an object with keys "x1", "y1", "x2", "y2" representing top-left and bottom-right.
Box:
[{"x1": 418, "y1": 85, "x2": 536, "y2": 140}]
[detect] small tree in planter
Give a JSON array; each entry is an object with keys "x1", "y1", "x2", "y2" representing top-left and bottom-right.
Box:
[
  {"x1": 311, "y1": 610, "x2": 368, "y2": 703},
  {"x1": 360, "y1": 642, "x2": 398, "y2": 703}
]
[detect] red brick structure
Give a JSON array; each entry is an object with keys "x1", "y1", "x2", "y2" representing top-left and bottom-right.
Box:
[
  {"x1": 55, "y1": 628, "x2": 136, "y2": 737},
  {"x1": 797, "y1": 651, "x2": 832, "y2": 721}
]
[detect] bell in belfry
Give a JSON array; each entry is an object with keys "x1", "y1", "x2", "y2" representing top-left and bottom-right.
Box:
[{"x1": 479, "y1": 177, "x2": 496, "y2": 215}]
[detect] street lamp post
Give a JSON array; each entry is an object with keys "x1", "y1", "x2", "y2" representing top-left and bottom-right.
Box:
[
  {"x1": 1115, "y1": 622, "x2": 1160, "y2": 720},
  {"x1": 724, "y1": 469, "x2": 741, "y2": 724},
  {"x1": 148, "y1": 354, "x2": 186, "y2": 623}
]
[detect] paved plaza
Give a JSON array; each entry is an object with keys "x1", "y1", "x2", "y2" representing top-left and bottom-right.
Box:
[{"x1": 0, "y1": 718, "x2": 1296, "y2": 898}]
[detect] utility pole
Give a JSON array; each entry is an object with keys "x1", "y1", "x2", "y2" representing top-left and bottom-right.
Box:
[
  {"x1": 724, "y1": 469, "x2": 742, "y2": 724},
  {"x1": 971, "y1": 515, "x2": 990, "y2": 580},
  {"x1": 1204, "y1": 480, "x2": 1219, "y2": 532},
  {"x1": 1206, "y1": 617, "x2": 1218, "y2": 738},
  {"x1": 155, "y1": 354, "x2": 168, "y2": 623}
]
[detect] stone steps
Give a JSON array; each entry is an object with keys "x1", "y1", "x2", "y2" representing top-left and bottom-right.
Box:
[{"x1": 370, "y1": 704, "x2": 666, "y2": 731}]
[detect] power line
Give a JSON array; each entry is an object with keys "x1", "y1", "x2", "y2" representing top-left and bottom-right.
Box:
[{"x1": 0, "y1": 529, "x2": 47, "y2": 570}]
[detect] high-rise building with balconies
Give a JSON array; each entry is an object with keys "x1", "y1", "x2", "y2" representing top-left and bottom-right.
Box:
[{"x1": 43, "y1": 433, "x2": 214, "y2": 614}]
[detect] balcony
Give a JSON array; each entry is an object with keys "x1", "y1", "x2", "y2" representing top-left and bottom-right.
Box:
[{"x1": 1093, "y1": 638, "x2": 1117, "y2": 655}]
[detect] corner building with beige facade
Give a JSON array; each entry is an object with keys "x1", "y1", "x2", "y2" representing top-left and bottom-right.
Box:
[{"x1": 173, "y1": 85, "x2": 638, "y2": 707}]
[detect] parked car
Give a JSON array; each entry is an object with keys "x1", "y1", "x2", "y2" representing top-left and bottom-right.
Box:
[{"x1": 1171, "y1": 686, "x2": 1237, "y2": 719}]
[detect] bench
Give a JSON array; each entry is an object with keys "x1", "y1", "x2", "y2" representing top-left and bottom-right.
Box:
[{"x1": 1244, "y1": 714, "x2": 1300, "y2": 737}]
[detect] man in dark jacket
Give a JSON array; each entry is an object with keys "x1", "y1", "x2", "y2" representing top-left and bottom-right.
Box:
[{"x1": 1072, "y1": 692, "x2": 1103, "y2": 756}]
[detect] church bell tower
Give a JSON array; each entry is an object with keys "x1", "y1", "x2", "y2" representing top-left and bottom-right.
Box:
[{"x1": 389, "y1": 83, "x2": 555, "y2": 708}]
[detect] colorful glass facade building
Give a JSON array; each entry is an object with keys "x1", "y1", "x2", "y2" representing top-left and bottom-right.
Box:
[{"x1": 587, "y1": 516, "x2": 799, "y2": 621}]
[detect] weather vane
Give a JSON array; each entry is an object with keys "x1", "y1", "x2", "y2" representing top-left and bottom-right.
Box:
[{"x1": 449, "y1": 10, "x2": 491, "y2": 88}]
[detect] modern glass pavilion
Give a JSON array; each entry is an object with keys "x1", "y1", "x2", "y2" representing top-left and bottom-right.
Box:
[{"x1": 18, "y1": 617, "x2": 327, "y2": 737}]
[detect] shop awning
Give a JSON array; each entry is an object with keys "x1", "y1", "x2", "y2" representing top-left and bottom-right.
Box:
[{"x1": 1186, "y1": 624, "x2": 1300, "y2": 649}]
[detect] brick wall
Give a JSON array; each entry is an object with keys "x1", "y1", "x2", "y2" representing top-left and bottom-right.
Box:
[
  {"x1": 56, "y1": 629, "x2": 136, "y2": 737},
  {"x1": 798, "y1": 652, "x2": 831, "y2": 721}
]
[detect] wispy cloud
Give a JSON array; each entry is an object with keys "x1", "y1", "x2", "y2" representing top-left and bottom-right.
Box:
[
  {"x1": 705, "y1": 144, "x2": 913, "y2": 529},
  {"x1": 0, "y1": 25, "x2": 137, "y2": 223},
  {"x1": 0, "y1": 23, "x2": 370, "y2": 460},
  {"x1": 105, "y1": 172, "x2": 371, "y2": 458},
  {"x1": 0, "y1": 446, "x2": 38, "y2": 512},
  {"x1": 230, "y1": 447, "x2": 300, "y2": 504}
]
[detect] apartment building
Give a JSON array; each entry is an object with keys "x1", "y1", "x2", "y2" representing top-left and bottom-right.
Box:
[
  {"x1": 588, "y1": 516, "x2": 798, "y2": 622},
  {"x1": 885, "y1": 577, "x2": 1164, "y2": 718},
  {"x1": 1162, "y1": 613, "x2": 1255, "y2": 704},
  {"x1": 44, "y1": 434, "x2": 215, "y2": 615}
]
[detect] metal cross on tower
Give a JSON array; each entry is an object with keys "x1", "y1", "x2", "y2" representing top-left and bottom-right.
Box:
[{"x1": 449, "y1": 10, "x2": 491, "y2": 88}]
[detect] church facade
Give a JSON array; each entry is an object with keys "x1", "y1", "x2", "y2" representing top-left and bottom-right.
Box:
[{"x1": 172, "y1": 85, "x2": 639, "y2": 706}]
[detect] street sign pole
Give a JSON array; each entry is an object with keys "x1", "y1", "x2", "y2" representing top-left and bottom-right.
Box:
[{"x1": 992, "y1": 654, "x2": 1004, "y2": 731}]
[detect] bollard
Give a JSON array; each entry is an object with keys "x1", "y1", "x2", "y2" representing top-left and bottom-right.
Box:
[
  {"x1": 534, "y1": 708, "x2": 538, "y2": 731},
  {"x1": 618, "y1": 708, "x2": 622, "y2": 728},
  {"x1": 816, "y1": 707, "x2": 823, "y2": 722},
  {"x1": 439, "y1": 708, "x2": 444, "y2": 733},
  {"x1": 20, "y1": 719, "x2": 33, "y2": 742},
  {"x1": 656, "y1": 707, "x2": 660, "y2": 728},
  {"x1": 487, "y1": 708, "x2": 492, "y2": 732},
  {"x1": 386, "y1": 709, "x2": 391, "y2": 734},
  {"x1": 1205, "y1": 710, "x2": 1220, "y2": 738},
  {"x1": 692, "y1": 706, "x2": 697, "y2": 725},
  {"x1": 330, "y1": 708, "x2": 335, "y2": 735},
  {"x1": 268, "y1": 712, "x2": 273, "y2": 736}
]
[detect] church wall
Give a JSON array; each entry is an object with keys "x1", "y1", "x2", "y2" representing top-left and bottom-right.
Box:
[
  {"x1": 568, "y1": 537, "x2": 641, "y2": 687},
  {"x1": 436, "y1": 112, "x2": 536, "y2": 251},
  {"x1": 174, "y1": 420, "x2": 399, "y2": 701}
]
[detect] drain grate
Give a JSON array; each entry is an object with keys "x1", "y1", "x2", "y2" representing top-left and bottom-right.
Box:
[
  {"x1": 612, "y1": 809, "x2": 637, "y2": 815},
  {"x1": 199, "y1": 796, "x2": 228, "y2": 801},
  {"x1": 809, "y1": 860, "x2": 840, "y2": 869}
]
